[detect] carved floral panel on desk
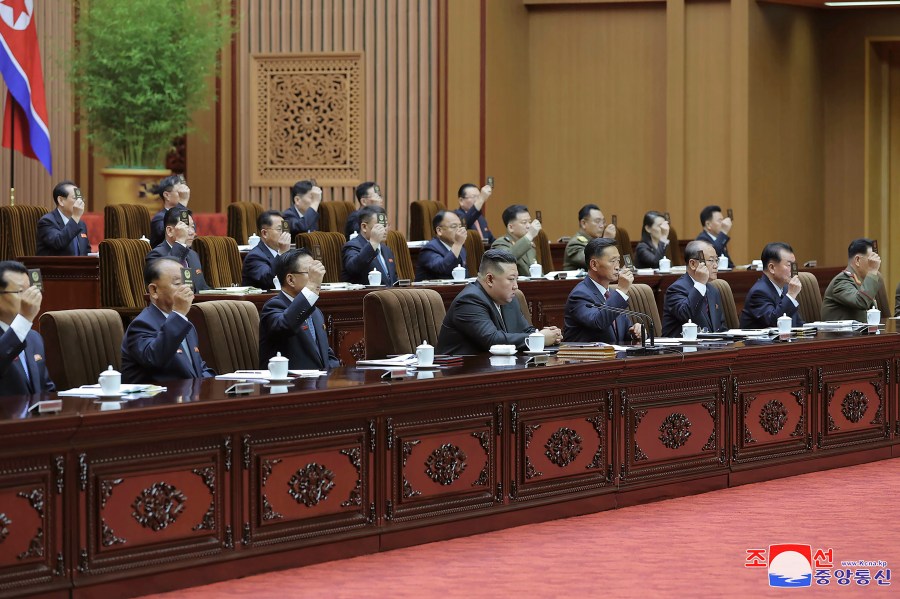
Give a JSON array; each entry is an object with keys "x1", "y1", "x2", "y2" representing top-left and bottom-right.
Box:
[
  {"x1": 734, "y1": 379, "x2": 810, "y2": 462},
  {"x1": 821, "y1": 379, "x2": 886, "y2": 442},
  {"x1": 0, "y1": 482, "x2": 51, "y2": 573},
  {"x1": 398, "y1": 429, "x2": 490, "y2": 503},
  {"x1": 518, "y1": 416, "x2": 606, "y2": 485}
]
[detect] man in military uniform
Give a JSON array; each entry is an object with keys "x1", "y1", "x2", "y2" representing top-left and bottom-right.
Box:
[
  {"x1": 490, "y1": 204, "x2": 541, "y2": 276},
  {"x1": 562, "y1": 204, "x2": 617, "y2": 270},
  {"x1": 821, "y1": 238, "x2": 882, "y2": 322}
]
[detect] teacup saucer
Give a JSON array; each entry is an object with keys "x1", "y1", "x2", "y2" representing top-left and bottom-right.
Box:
[
  {"x1": 523, "y1": 350, "x2": 549, "y2": 355},
  {"x1": 264, "y1": 378, "x2": 296, "y2": 385}
]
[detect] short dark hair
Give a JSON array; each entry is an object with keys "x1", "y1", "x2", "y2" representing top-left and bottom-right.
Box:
[
  {"x1": 847, "y1": 238, "x2": 873, "y2": 260},
  {"x1": 700, "y1": 205, "x2": 722, "y2": 227},
  {"x1": 52, "y1": 180, "x2": 76, "y2": 207},
  {"x1": 0, "y1": 260, "x2": 27, "y2": 289},
  {"x1": 578, "y1": 204, "x2": 601, "y2": 222},
  {"x1": 149, "y1": 175, "x2": 182, "y2": 198},
  {"x1": 501, "y1": 204, "x2": 529, "y2": 227},
  {"x1": 163, "y1": 206, "x2": 192, "y2": 227},
  {"x1": 640, "y1": 211, "x2": 664, "y2": 244},
  {"x1": 357, "y1": 205, "x2": 386, "y2": 227},
  {"x1": 432, "y1": 210, "x2": 457, "y2": 232},
  {"x1": 761, "y1": 242, "x2": 794, "y2": 268},
  {"x1": 144, "y1": 257, "x2": 182, "y2": 287},
  {"x1": 291, "y1": 180, "x2": 314, "y2": 199},
  {"x1": 684, "y1": 240, "x2": 710, "y2": 263},
  {"x1": 274, "y1": 248, "x2": 312, "y2": 286},
  {"x1": 355, "y1": 181, "x2": 376, "y2": 203},
  {"x1": 585, "y1": 237, "x2": 617, "y2": 263},
  {"x1": 478, "y1": 249, "x2": 517, "y2": 276},
  {"x1": 258, "y1": 210, "x2": 282, "y2": 231},
  {"x1": 457, "y1": 183, "x2": 478, "y2": 199}
]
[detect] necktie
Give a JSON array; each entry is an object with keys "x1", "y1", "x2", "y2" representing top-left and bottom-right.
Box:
[
  {"x1": 71, "y1": 234, "x2": 80, "y2": 256},
  {"x1": 181, "y1": 338, "x2": 197, "y2": 376},
  {"x1": 18, "y1": 350, "x2": 33, "y2": 393},
  {"x1": 306, "y1": 316, "x2": 323, "y2": 364},
  {"x1": 376, "y1": 249, "x2": 390, "y2": 284},
  {"x1": 604, "y1": 290, "x2": 619, "y2": 341},
  {"x1": 496, "y1": 306, "x2": 507, "y2": 332}
]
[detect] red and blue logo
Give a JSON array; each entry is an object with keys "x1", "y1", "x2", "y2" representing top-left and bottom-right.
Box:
[{"x1": 768, "y1": 544, "x2": 813, "y2": 587}]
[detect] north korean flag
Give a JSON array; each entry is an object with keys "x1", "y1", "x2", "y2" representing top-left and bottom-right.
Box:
[{"x1": 0, "y1": 0, "x2": 52, "y2": 174}]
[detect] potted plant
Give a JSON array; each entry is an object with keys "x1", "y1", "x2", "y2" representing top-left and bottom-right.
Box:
[{"x1": 69, "y1": 0, "x2": 232, "y2": 208}]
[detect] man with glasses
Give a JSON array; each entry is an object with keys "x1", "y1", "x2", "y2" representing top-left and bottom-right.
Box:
[
  {"x1": 562, "y1": 204, "x2": 617, "y2": 271},
  {"x1": 283, "y1": 179, "x2": 322, "y2": 236},
  {"x1": 415, "y1": 211, "x2": 468, "y2": 281},
  {"x1": 345, "y1": 182, "x2": 385, "y2": 238},
  {"x1": 564, "y1": 237, "x2": 641, "y2": 344},
  {"x1": 36, "y1": 180, "x2": 90, "y2": 256},
  {"x1": 242, "y1": 210, "x2": 292, "y2": 290},
  {"x1": 149, "y1": 175, "x2": 190, "y2": 247},
  {"x1": 146, "y1": 209, "x2": 210, "y2": 292},
  {"x1": 341, "y1": 206, "x2": 398, "y2": 286},
  {"x1": 740, "y1": 242, "x2": 803, "y2": 329},
  {"x1": 454, "y1": 182, "x2": 494, "y2": 245},
  {"x1": 662, "y1": 240, "x2": 726, "y2": 337},
  {"x1": 491, "y1": 204, "x2": 542, "y2": 276},
  {"x1": 259, "y1": 249, "x2": 339, "y2": 370},
  {"x1": 0, "y1": 261, "x2": 55, "y2": 396}
]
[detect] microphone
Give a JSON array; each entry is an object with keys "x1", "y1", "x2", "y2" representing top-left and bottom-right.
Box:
[{"x1": 588, "y1": 302, "x2": 665, "y2": 355}]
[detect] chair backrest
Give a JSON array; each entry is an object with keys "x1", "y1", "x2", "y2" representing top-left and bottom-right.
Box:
[
  {"x1": 385, "y1": 230, "x2": 416, "y2": 280},
  {"x1": 0, "y1": 204, "x2": 48, "y2": 259},
  {"x1": 227, "y1": 201, "x2": 265, "y2": 244},
  {"x1": 105, "y1": 204, "x2": 151, "y2": 239},
  {"x1": 193, "y1": 236, "x2": 242, "y2": 288},
  {"x1": 99, "y1": 238, "x2": 151, "y2": 310},
  {"x1": 626, "y1": 283, "x2": 661, "y2": 337},
  {"x1": 363, "y1": 288, "x2": 446, "y2": 358},
  {"x1": 796, "y1": 271, "x2": 823, "y2": 323},
  {"x1": 666, "y1": 226, "x2": 683, "y2": 266},
  {"x1": 39, "y1": 309, "x2": 124, "y2": 390},
  {"x1": 534, "y1": 229, "x2": 554, "y2": 271},
  {"x1": 463, "y1": 229, "x2": 485, "y2": 276},
  {"x1": 614, "y1": 226, "x2": 632, "y2": 261},
  {"x1": 319, "y1": 200, "x2": 357, "y2": 234},
  {"x1": 514, "y1": 289, "x2": 533, "y2": 326},
  {"x1": 708, "y1": 278, "x2": 739, "y2": 329},
  {"x1": 875, "y1": 273, "x2": 889, "y2": 316},
  {"x1": 409, "y1": 200, "x2": 443, "y2": 241},
  {"x1": 188, "y1": 300, "x2": 260, "y2": 373},
  {"x1": 295, "y1": 231, "x2": 346, "y2": 283}
]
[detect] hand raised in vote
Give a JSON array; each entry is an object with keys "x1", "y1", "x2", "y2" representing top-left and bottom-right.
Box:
[
  {"x1": 175, "y1": 183, "x2": 191, "y2": 205},
  {"x1": 602, "y1": 223, "x2": 617, "y2": 239},
  {"x1": 277, "y1": 231, "x2": 292, "y2": 253},
  {"x1": 19, "y1": 286, "x2": 42, "y2": 322},
  {"x1": 660, "y1": 220, "x2": 670, "y2": 240},
  {"x1": 616, "y1": 264, "x2": 634, "y2": 292},
  {"x1": 307, "y1": 259, "x2": 326, "y2": 289},
  {"x1": 452, "y1": 225, "x2": 467, "y2": 246},
  {"x1": 310, "y1": 186, "x2": 323, "y2": 208},
  {"x1": 72, "y1": 197, "x2": 85, "y2": 221},
  {"x1": 866, "y1": 252, "x2": 881, "y2": 274},
  {"x1": 525, "y1": 218, "x2": 542, "y2": 241},
  {"x1": 369, "y1": 223, "x2": 388, "y2": 245},
  {"x1": 172, "y1": 284, "x2": 194, "y2": 316},
  {"x1": 694, "y1": 259, "x2": 710, "y2": 285},
  {"x1": 173, "y1": 221, "x2": 191, "y2": 245},
  {"x1": 480, "y1": 185, "x2": 492, "y2": 201},
  {"x1": 787, "y1": 275, "x2": 802, "y2": 299},
  {"x1": 720, "y1": 216, "x2": 733, "y2": 235}
]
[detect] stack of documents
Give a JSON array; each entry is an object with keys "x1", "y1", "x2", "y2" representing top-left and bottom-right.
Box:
[
  {"x1": 215, "y1": 370, "x2": 326, "y2": 381},
  {"x1": 198, "y1": 286, "x2": 264, "y2": 295},
  {"x1": 556, "y1": 343, "x2": 616, "y2": 361},
  {"x1": 57, "y1": 384, "x2": 166, "y2": 398}
]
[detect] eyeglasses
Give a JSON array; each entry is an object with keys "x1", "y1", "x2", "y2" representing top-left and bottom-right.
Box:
[
  {"x1": 440, "y1": 224, "x2": 462, "y2": 230},
  {"x1": 0, "y1": 289, "x2": 25, "y2": 294}
]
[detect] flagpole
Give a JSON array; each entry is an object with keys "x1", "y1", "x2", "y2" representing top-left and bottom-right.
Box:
[{"x1": 8, "y1": 98, "x2": 14, "y2": 206}]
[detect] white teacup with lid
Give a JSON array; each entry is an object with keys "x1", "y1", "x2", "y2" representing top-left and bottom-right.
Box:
[
  {"x1": 368, "y1": 269, "x2": 382, "y2": 286},
  {"x1": 867, "y1": 303, "x2": 881, "y2": 326},
  {"x1": 99, "y1": 365, "x2": 121, "y2": 395},
  {"x1": 681, "y1": 319, "x2": 698, "y2": 341},
  {"x1": 529, "y1": 261, "x2": 543, "y2": 278},
  {"x1": 248, "y1": 233, "x2": 261, "y2": 248},
  {"x1": 268, "y1": 352, "x2": 289, "y2": 380},
  {"x1": 525, "y1": 331, "x2": 545, "y2": 352},
  {"x1": 658, "y1": 257, "x2": 671, "y2": 273},
  {"x1": 777, "y1": 313, "x2": 792, "y2": 335},
  {"x1": 416, "y1": 340, "x2": 434, "y2": 367},
  {"x1": 452, "y1": 264, "x2": 466, "y2": 281},
  {"x1": 718, "y1": 255, "x2": 729, "y2": 270}
]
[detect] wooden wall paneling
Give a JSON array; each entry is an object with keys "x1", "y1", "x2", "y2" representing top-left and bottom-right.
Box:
[
  {"x1": 888, "y1": 47, "x2": 900, "y2": 294},
  {"x1": 729, "y1": 0, "x2": 750, "y2": 265},
  {"x1": 666, "y1": 0, "x2": 686, "y2": 239}
]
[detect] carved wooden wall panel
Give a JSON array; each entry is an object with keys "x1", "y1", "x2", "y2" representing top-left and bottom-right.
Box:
[
  {"x1": 250, "y1": 53, "x2": 364, "y2": 187},
  {"x1": 732, "y1": 371, "x2": 812, "y2": 464},
  {"x1": 817, "y1": 363, "x2": 890, "y2": 450}
]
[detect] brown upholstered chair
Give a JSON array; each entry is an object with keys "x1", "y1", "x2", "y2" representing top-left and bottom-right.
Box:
[
  {"x1": 363, "y1": 288, "x2": 446, "y2": 359},
  {"x1": 227, "y1": 201, "x2": 265, "y2": 244},
  {"x1": 192, "y1": 236, "x2": 242, "y2": 288},
  {"x1": 409, "y1": 200, "x2": 443, "y2": 241},
  {"x1": 39, "y1": 309, "x2": 124, "y2": 390},
  {"x1": 463, "y1": 229, "x2": 485, "y2": 276},
  {"x1": 514, "y1": 289, "x2": 533, "y2": 326},
  {"x1": 104, "y1": 204, "x2": 151, "y2": 239},
  {"x1": 99, "y1": 238, "x2": 151, "y2": 320},
  {"x1": 708, "y1": 278, "x2": 739, "y2": 329},
  {"x1": 796, "y1": 271, "x2": 823, "y2": 323},
  {"x1": 626, "y1": 283, "x2": 661, "y2": 337},
  {"x1": 666, "y1": 226, "x2": 683, "y2": 266},
  {"x1": 534, "y1": 229, "x2": 554, "y2": 272},
  {"x1": 319, "y1": 200, "x2": 357, "y2": 234},
  {"x1": 614, "y1": 226, "x2": 632, "y2": 262},
  {"x1": 295, "y1": 231, "x2": 346, "y2": 283},
  {"x1": 0, "y1": 204, "x2": 48, "y2": 259},
  {"x1": 385, "y1": 230, "x2": 416, "y2": 281},
  {"x1": 188, "y1": 300, "x2": 259, "y2": 373},
  {"x1": 875, "y1": 274, "x2": 889, "y2": 316}
]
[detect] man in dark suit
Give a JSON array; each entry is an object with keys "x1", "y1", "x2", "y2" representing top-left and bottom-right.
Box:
[
  {"x1": 564, "y1": 237, "x2": 642, "y2": 344},
  {"x1": 121, "y1": 258, "x2": 215, "y2": 384},
  {"x1": 662, "y1": 240, "x2": 726, "y2": 337},
  {"x1": 149, "y1": 175, "x2": 190, "y2": 247},
  {"x1": 695, "y1": 204, "x2": 734, "y2": 268},
  {"x1": 0, "y1": 261, "x2": 55, "y2": 396},
  {"x1": 242, "y1": 210, "x2": 292, "y2": 290},
  {"x1": 259, "y1": 249, "x2": 339, "y2": 370},
  {"x1": 341, "y1": 206, "x2": 398, "y2": 286},
  {"x1": 740, "y1": 242, "x2": 804, "y2": 329},
  {"x1": 436, "y1": 249, "x2": 560, "y2": 355},
  {"x1": 282, "y1": 180, "x2": 322, "y2": 236},
  {"x1": 36, "y1": 180, "x2": 90, "y2": 256},
  {"x1": 345, "y1": 181, "x2": 384, "y2": 238},
  {"x1": 454, "y1": 182, "x2": 494, "y2": 246},
  {"x1": 416, "y1": 210, "x2": 468, "y2": 281},
  {"x1": 146, "y1": 209, "x2": 210, "y2": 292}
]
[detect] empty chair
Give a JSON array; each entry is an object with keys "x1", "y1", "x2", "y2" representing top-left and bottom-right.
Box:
[
  {"x1": 295, "y1": 231, "x2": 345, "y2": 283},
  {"x1": 226, "y1": 201, "x2": 264, "y2": 245},
  {"x1": 318, "y1": 200, "x2": 357, "y2": 234},
  {"x1": 708, "y1": 278, "x2": 739, "y2": 329},
  {"x1": 192, "y1": 236, "x2": 242, "y2": 288},
  {"x1": 363, "y1": 288, "x2": 446, "y2": 358},
  {"x1": 409, "y1": 200, "x2": 443, "y2": 241},
  {"x1": 463, "y1": 229, "x2": 485, "y2": 276},
  {"x1": 39, "y1": 309, "x2": 124, "y2": 390},
  {"x1": 99, "y1": 238, "x2": 152, "y2": 320},
  {"x1": 534, "y1": 229, "x2": 554, "y2": 272},
  {"x1": 796, "y1": 271, "x2": 823, "y2": 323},
  {"x1": 385, "y1": 230, "x2": 416, "y2": 281},
  {"x1": 625, "y1": 283, "x2": 661, "y2": 337},
  {"x1": 514, "y1": 289, "x2": 533, "y2": 326},
  {"x1": 105, "y1": 204, "x2": 151, "y2": 240},
  {"x1": 666, "y1": 226, "x2": 683, "y2": 266},
  {"x1": 0, "y1": 204, "x2": 48, "y2": 260},
  {"x1": 188, "y1": 300, "x2": 260, "y2": 374}
]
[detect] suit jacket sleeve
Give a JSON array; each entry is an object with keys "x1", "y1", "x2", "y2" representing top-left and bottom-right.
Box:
[
  {"x1": 242, "y1": 247, "x2": 276, "y2": 289},
  {"x1": 570, "y1": 286, "x2": 631, "y2": 335},
  {"x1": 259, "y1": 294, "x2": 316, "y2": 339},
  {"x1": 743, "y1": 285, "x2": 799, "y2": 328},
  {"x1": 828, "y1": 273, "x2": 880, "y2": 311},
  {"x1": 124, "y1": 313, "x2": 193, "y2": 370},
  {"x1": 38, "y1": 215, "x2": 80, "y2": 252},
  {"x1": 452, "y1": 295, "x2": 531, "y2": 350},
  {"x1": 32, "y1": 335, "x2": 56, "y2": 393},
  {"x1": 634, "y1": 241, "x2": 667, "y2": 269},
  {"x1": 342, "y1": 239, "x2": 378, "y2": 280},
  {"x1": 456, "y1": 206, "x2": 482, "y2": 229},
  {"x1": 345, "y1": 212, "x2": 360, "y2": 238},
  {"x1": 491, "y1": 235, "x2": 532, "y2": 262},
  {"x1": 418, "y1": 243, "x2": 460, "y2": 280},
  {"x1": 664, "y1": 278, "x2": 705, "y2": 328},
  {"x1": 0, "y1": 327, "x2": 26, "y2": 379}
]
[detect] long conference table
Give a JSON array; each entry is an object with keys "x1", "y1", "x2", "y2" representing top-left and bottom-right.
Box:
[
  {"x1": 17, "y1": 254, "x2": 842, "y2": 365},
  {"x1": 0, "y1": 332, "x2": 898, "y2": 598}
]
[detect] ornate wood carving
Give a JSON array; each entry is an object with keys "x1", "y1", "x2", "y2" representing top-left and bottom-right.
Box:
[
  {"x1": 658, "y1": 413, "x2": 692, "y2": 449},
  {"x1": 585, "y1": 415, "x2": 604, "y2": 470},
  {"x1": 100, "y1": 478, "x2": 123, "y2": 510},
  {"x1": 131, "y1": 483, "x2": 187, "y2": 531},
  {"x1": 369, "y1": 420, "x2": 377, "y2": 453},
  {"x1": 250, "y1": 53, "x2": 364, "y2": 186},
  {"x1": 340, "y1": 447, "x2": 363, "y2": 507},
  {"x1": 826, "y1": 386, "x2": 839, "y2": 432},
  {"x1": 424, "y1": 444, "x2": 468, "y2": 486},
  {"x1": 544, "y1": 427, "x2": 583, "y2": 467},
  {"x1": 287, "y1": 463, "x2": 335, "y2": 507},
  {"x1": 55, "y1": 455, "x2": 64, "y2": 495},
  {"x1": 840, "y1": 389, "x2": 868, "y2": 423},
  {"x1": 471, "y1": 431, "x2": 490, "y2": 487},
  {"x1": 871, "y1": 380, "x2": 884, "y2": 425},
  {"x1": 192, "y1": 467, "x2": 216, "y2": 532},
  {"x1": 523, "y1": 423, "x2": 542, "y2": 479},
  {"x1": 223, "y1": 436, "x2": 232, "y2": 472},
  {"x1": 242, "y1": 434, "x2": 252, "y2": 470},
  {"x1": 0, "y1": 513, "x2": 10, "y2": 543},
  {"x1": 701, "y1": 401, "x2": 717, "y2": 452},
  {"x1": 758, "y1": 400, "x2": 788, "y2": 436},
  {"x1": 101, "y1": 519, "x2": 126, "y2": 547},
  {"x1": 349, "y1": 339, "x2": 366, "y2": 361},
  {"x1": 261, "y1": 458, "x2": 281, "y2": 487},
  {"x1": 743, "y1": 396, "x2": 757, "y2": 444},
  {"x1": 17, "y1": 488, "x2": 44, "y2": 559},
  {"x1": 261, "y1": 496, "x2": 283, "y2": 522},
  {"x1": 401, "y1": 439, "x2": 422, "y2": 499},
  {"x1": 633, "y1": 409, "x2": 648, "y2": 462},
  {"x1": 790, "y1": 389, "x2": 806, "y2": 438},
  {"x1": 79, "y1": 453, "x2": 88, "y2": 491}
]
